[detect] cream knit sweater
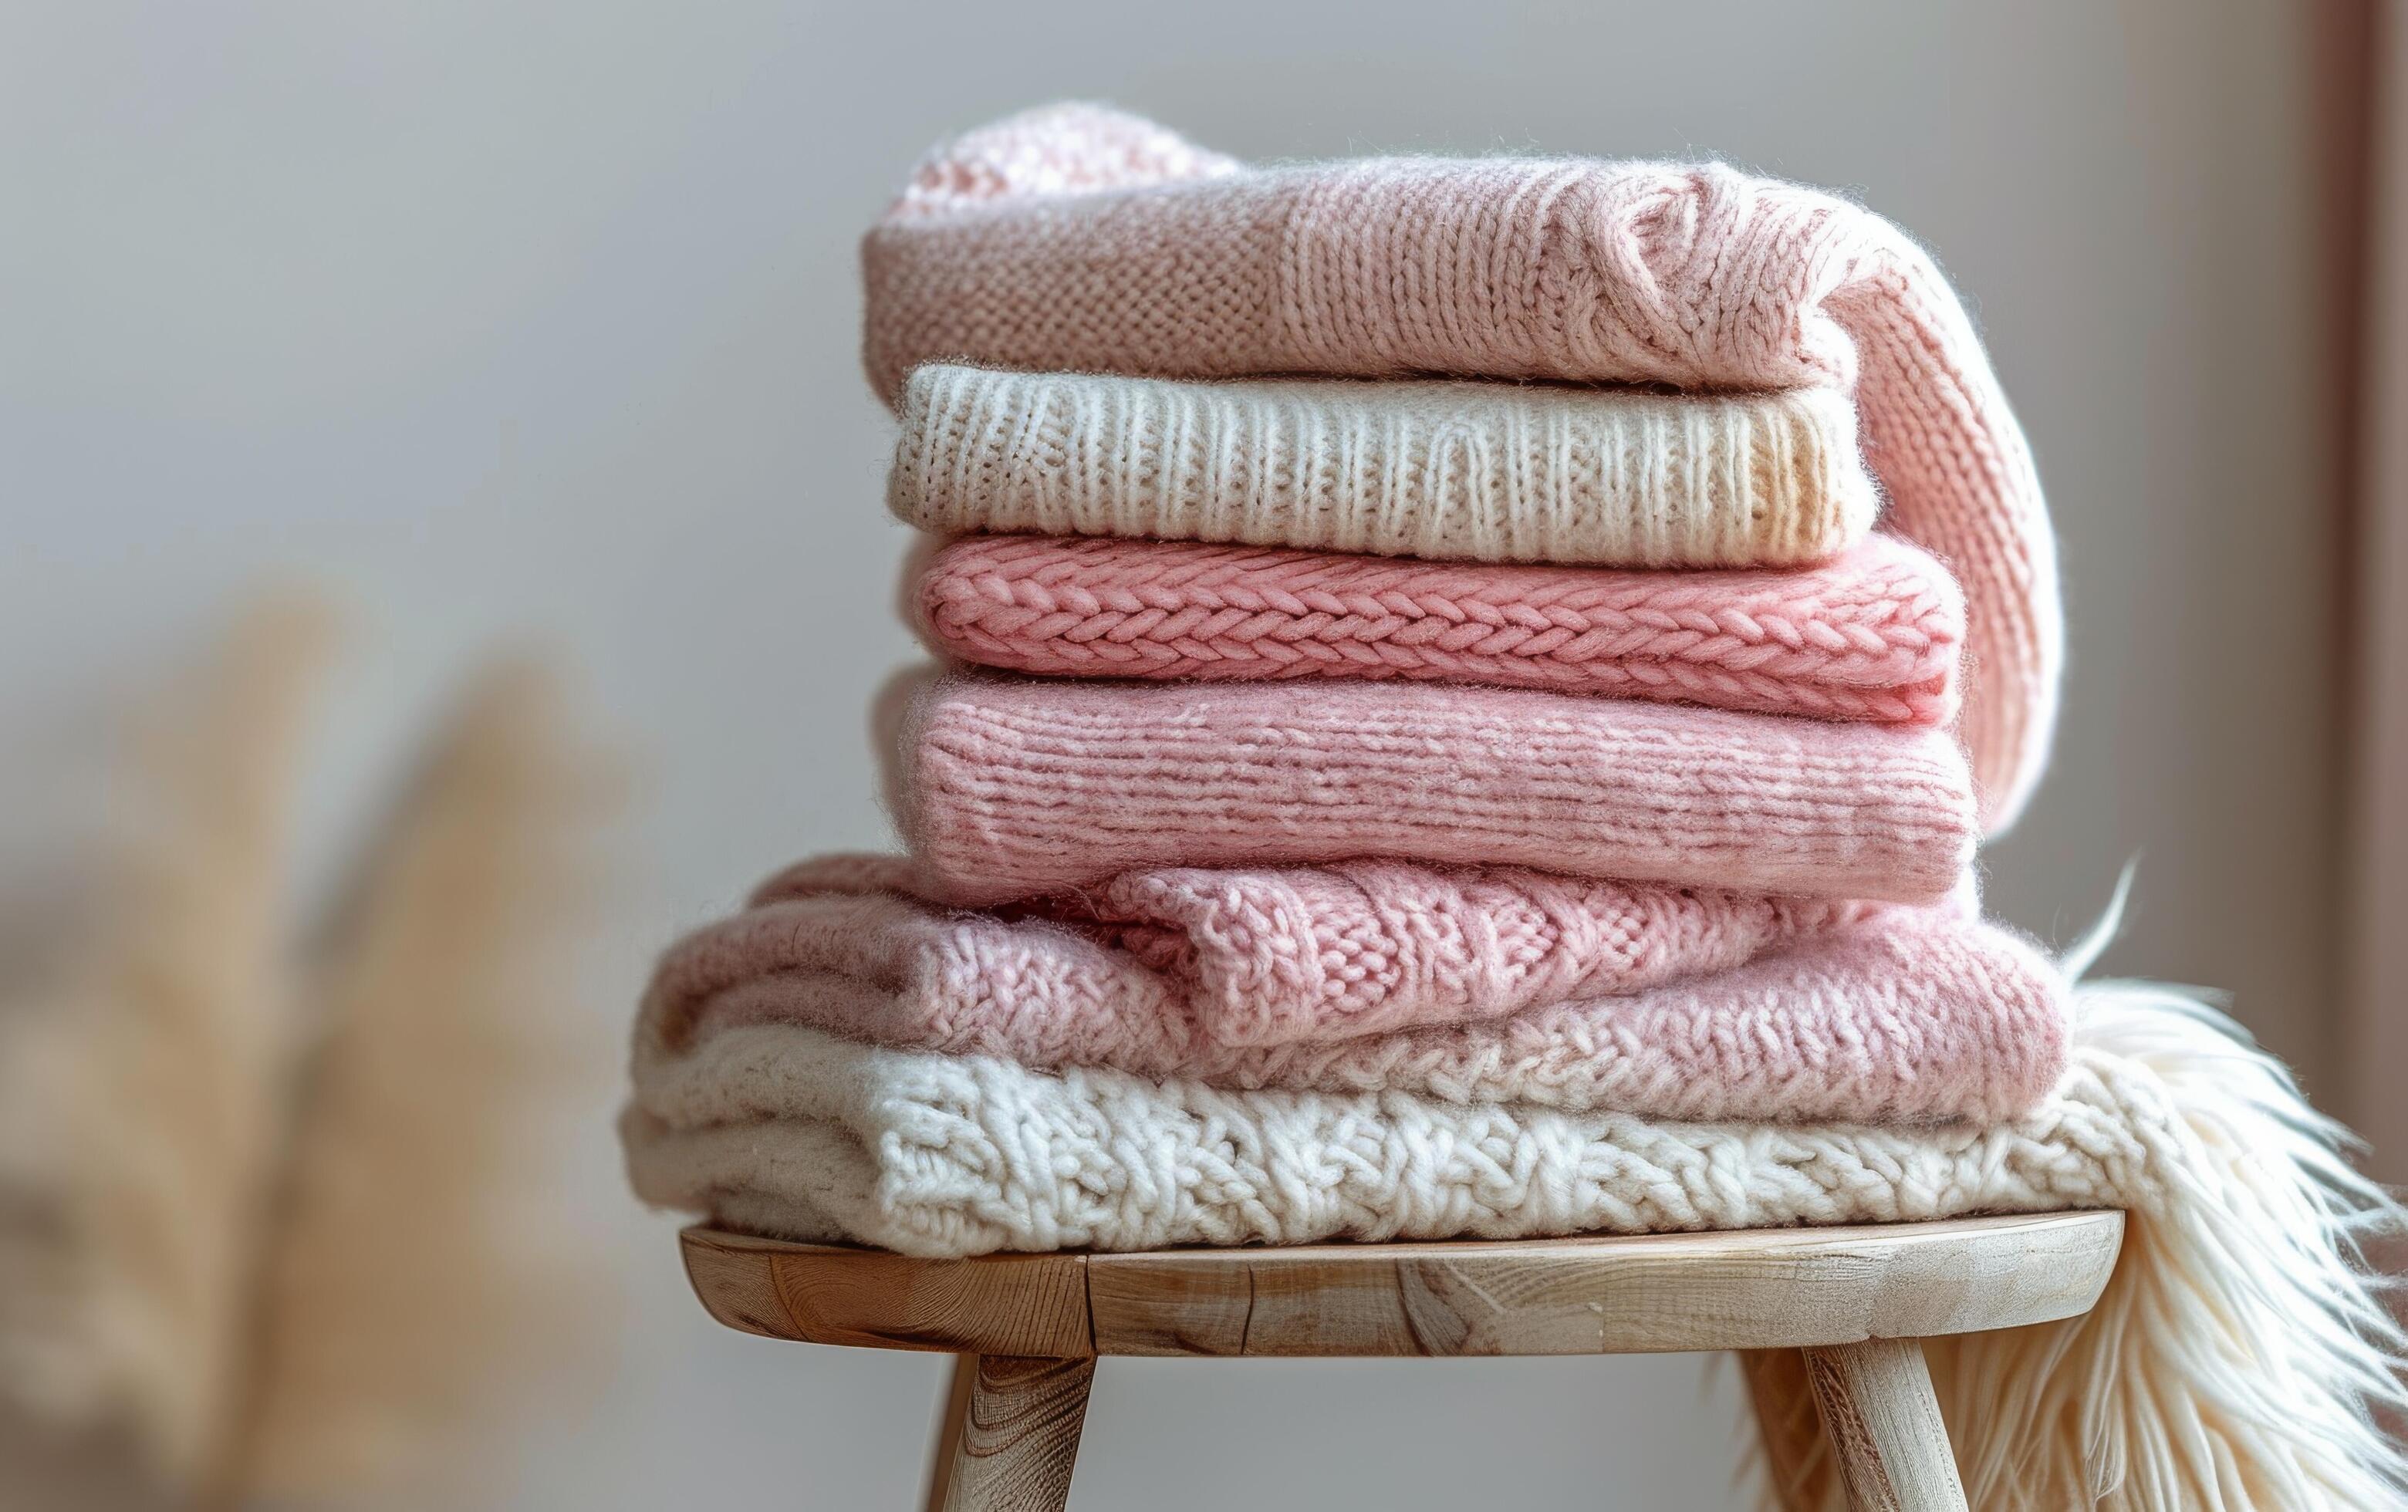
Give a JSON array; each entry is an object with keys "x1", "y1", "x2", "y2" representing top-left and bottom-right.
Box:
[{"x1": 890, "y1": 364, "x2": 1879, "y2": 569}]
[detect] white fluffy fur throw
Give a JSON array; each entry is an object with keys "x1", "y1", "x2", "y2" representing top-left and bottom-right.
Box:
[{"x1": 624, "y1": 969, "x2": 2408, "y2": 1509}]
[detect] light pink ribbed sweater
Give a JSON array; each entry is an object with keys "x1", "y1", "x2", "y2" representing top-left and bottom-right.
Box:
[
  {"x1": 863, "y1": 103, "x2": 2060, "y2": 831},
  {"x1": 639, "y1": 855, "x2": 2064, "y2": 1125},
  {"x1": 914, "y1": 532, "x2": 1964, "y2": 725},
  {"x1": 885, "y1": 670, "x2": 1978, "y2": 905}
]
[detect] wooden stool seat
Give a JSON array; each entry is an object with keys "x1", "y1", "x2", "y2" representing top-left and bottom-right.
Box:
[{"x1": 681, "y1": 1210, "x2": 2125, "y2": 1510}]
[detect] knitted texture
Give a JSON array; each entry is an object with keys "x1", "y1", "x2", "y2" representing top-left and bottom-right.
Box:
[
  {"x1": 738, "y1": 853, "x2": 1878, "y2": 1047},
  {"x1": 616, "y1": 985, "x2": 2285, "y2": 1257},
  {"x1": 914, "y1": 531, "x2": 1964, "y2": 725},
  {"x1": 630, "y1": 1020, "x2": 2108, "y2": 1258},
  {"x1": 890, "y1": 364, "x2": 1879, "y2": 569},
  {"x1": 884, "y1": 102, "x2": 1241, "y2": 214},
  {"x1": 624, "y1": 982, "x2": 2408, "y2": 1510},
  {"x1": 886, "y1": 670, "x2": 1979, "y2": 905},
  {"x1": 863, "y1": 103, "x2": 2060, "y2": 831},
  {"x1": 636, "y1": 856, "x2": 2065, "y2": 1125}
]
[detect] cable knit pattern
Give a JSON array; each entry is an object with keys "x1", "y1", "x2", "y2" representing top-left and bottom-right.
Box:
[
  {"x1": 887, "y1": 670, "x2": 1978, "y2": 905},
  {"x1": 735, "y1": 853, "x2": 1879, "y2": 1047},
  {"x1": 914, "y1": 531, "x2": 1964, "y2": 725},
  {"x1": 634, "y1": 858, "x2": 2065, "y2": 1125},
  {"x1": 891, "y1": 365, "x2": 1878, "y2": 569},
  {"x1": 863, "y1": 104, "x2": 2059, "y2": 831},
  {"x1": 619, "y1": 988, "x2": 2143, "y2": 1259}
]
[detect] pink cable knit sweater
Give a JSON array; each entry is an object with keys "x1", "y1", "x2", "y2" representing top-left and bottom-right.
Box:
[
  {"x1": 637, "y1": 856, "x2": 2065, "y2": 1124},
  {"x1": 885, "y1": 670, "x2": 1979, "y2": 905},
  {"x1": 914, "y1": 532, "x2": 1964, "y2": 725},
  {"x1": 863, "y1": 103, "x2": 2059, "y2": 832}
]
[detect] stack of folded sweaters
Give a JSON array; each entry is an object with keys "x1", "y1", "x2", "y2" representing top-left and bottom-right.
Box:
[
  {"x1": 626, "y1": 106, "x2": 2408, "y2": 1508},
  {"x1": 628, "y1": 100, "x2": 2069, "y2": 1245}
]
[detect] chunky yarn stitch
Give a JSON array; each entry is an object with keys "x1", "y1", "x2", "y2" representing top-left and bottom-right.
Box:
[
  {"x1": 886, "y1": 669, "x2": 1979, "y2": 905},
  {"x1": 890, "y1": 365, "x2": 1878, "y2": 569},
  {"x1": 615, "y1": 987, "x2": 2256, "y2": 1258},
  {"x1": 914, "y1": 531, "x2": 1964, "y2": 725},
  {"x1": 625, "y1": 1020, "x2": 2123, "y2": 1259},
  {"x1": 635, "y1": 856, "x2": 2064, "y2": 1125},
  {"x1": 625, "y1": 983, "x2": 2408, "y2": 1510},
  {"x1": 863, "y1": 103, "x2": 2059, "y2": 830}
]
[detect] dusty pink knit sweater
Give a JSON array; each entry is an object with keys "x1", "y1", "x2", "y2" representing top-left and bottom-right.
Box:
[
  {"x1": 913, "y1": 532, "x2": 1964, "y2": 725},
  {"x1": 745, "y1": 852, "x2": 1877, "y2": 1045},
  {"x1": 863, "y1": 103, "x2": 2059, "y2": 832},
  {"x1": 637, "y1": 855, "x2": 2064, "y2": 1125},
  {"x1": 884, "y1": 670, "x2": 1978, "y2": 905}
]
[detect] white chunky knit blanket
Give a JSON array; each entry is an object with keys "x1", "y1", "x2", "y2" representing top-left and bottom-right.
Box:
[{"x1": 625, "y1": 974, "x2": 2408, "y2": 1510}]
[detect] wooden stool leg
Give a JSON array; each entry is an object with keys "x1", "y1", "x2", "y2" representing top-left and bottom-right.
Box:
[
  {"x1": 922, "y1": 1354, "x2": 1093, "y2": 1512},
  {"x1": 1800, "y1": 1338, "x2": 1967, "y2": 1512}
]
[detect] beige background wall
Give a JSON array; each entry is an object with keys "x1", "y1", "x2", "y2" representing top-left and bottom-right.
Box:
[{"x1": 2, "y1": 2, "x2": 2346, "y2": 1506}]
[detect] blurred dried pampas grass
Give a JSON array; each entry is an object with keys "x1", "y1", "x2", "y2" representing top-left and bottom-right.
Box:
[
  {"x1": 228, "y1": 660, "x2": 622, "y2": 1506},
  {"x1": 0, "y1": 594, "x2": 341, "y2": 1484},
  {"x1": 0, "y1": 595, "x2": 628, "y2": 1509}
]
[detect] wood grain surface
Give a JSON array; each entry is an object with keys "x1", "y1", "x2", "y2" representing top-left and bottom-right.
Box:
[
  {"x1": 921, "y1": 1354, "x2": 1093, "y2": 1512},
  {"x1": 681, "y1": 1211, "x2": 2124, "y2": 1360},
  {"x1": 1802, "y1": 1337, "x2": 1969, "y2": 1510}
]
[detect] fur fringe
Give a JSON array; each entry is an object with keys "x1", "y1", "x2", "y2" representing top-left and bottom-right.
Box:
[{"x1": 1750, "y1": 970, "x2": 2408, "y2": 1509}]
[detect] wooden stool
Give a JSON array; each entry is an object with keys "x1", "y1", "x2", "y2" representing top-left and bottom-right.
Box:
[{"x1": 682, "y1": 1210, "x2": 2123, "y2": 1512}]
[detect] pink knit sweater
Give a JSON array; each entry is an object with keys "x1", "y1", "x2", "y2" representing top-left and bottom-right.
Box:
[
  {"x1": 885, "y1": 670, "x2": 1979, "y2": 905},
  {"x1": 913, "y1": 532, "x2": 1964, "y2": 725},
  {"x1": 863, "y1": 103, "x2": 2060, "y2": 832},
  {"x1": 745, "y1": 852, "x2": 1877, "y2": 1045},
  {"x1": 638, "y1": 855, "x2": 2065, "y2": 1125}
]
